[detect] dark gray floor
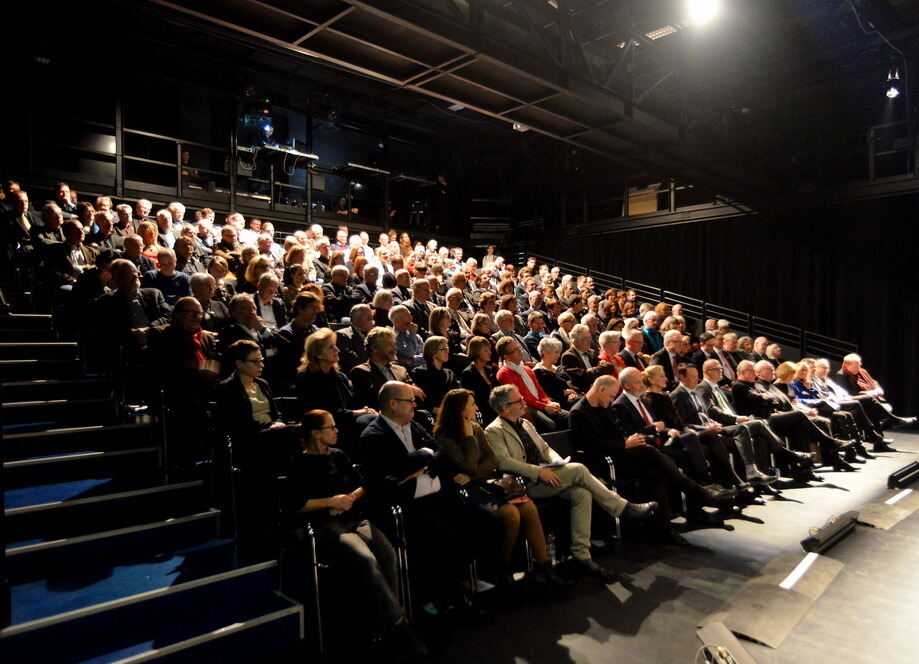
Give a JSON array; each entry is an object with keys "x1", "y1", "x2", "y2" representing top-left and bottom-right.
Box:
[{"x1": 429, "y1": 430, "x2": 919, "y2": 664}]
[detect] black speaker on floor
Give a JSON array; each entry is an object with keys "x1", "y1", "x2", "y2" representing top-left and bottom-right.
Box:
[
  {"x1": 887, "y1": 461, "x2": 919, "y2": 489},
  {"x1": 801, "y1": 511, "x2": 858, "y2": 553}
]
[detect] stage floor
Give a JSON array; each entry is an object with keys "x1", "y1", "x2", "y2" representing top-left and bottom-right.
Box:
[{"x1": 429, "y1": 430, "x2": 919, "y2": 664}]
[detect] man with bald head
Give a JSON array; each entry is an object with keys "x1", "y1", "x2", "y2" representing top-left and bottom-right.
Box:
[{"x1": 571, "y1": 374, "x2": 730, "y2": 543}]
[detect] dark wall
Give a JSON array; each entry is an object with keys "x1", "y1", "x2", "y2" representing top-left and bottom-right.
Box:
[{"x1": 533, "y1": 194, "x2": 919, "y2": 414}]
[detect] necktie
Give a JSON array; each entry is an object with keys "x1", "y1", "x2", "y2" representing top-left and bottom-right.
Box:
[
  {"x1": 21, "y1": 214, "x2": 31, "y2": 233},
  {"x1": 637, "y1": 399, "x2": 653, "y2": 425},
  {"x1": 635, "y1": 353, "x2": 645, "y2": 370},
  {"x1": 672, "y1": 354, "x2": 680, "y2": 378},
  {"x1": 713, "y1": 385, "x2": 736, "y2": 416}
]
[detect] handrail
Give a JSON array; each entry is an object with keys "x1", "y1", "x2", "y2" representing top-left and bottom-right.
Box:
[{"x1": 527, "y1": 253, "x2": 858, "y2": 359}]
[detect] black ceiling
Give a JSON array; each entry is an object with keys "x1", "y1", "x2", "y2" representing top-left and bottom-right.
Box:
[{"x1": 23, "y1": 1, "x2": 919, "y2": 209}]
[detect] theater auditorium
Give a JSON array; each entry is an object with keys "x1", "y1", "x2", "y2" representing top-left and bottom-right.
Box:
[{"x1": 2, "y1": 2, "x2": 919, "y2": 663}]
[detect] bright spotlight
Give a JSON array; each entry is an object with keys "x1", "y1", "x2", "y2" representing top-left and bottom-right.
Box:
[
  {"x1": 687, "y1": 0, "x2": 722, "y2": 26},
  {"x1": 887, "y1": 85, "x2": 900, "y2": 99}
]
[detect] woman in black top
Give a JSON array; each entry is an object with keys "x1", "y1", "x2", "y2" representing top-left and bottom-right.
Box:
[
  {"x1": 286, "y1": 409, "x2": 425, "y2": 660},
  {"x1": 411, "y1": 335, "x2": 459, "y2": 415},
  {"x1": 459, "y1": 336, "x2": 498, "y2": 424},
  {"x1": 533, "y1": 336, "x2": 582, "y2": 407},
  {"x1": 295, "y1": 329, "x2": 377, "y2": 456}
]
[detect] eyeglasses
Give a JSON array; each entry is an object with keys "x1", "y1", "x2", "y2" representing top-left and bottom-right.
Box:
[
  {"x1": 393, "y1": 397, "x2": 419, "y2": 404},
  {"x1": 244, "y1": 358, "x2": 265, "y2": 364},
  {"x1": 317, "y1": 425, "x2": 338, "y2": 430},
  {"x1": 507, "y1": 398, "x2": 526, "y2": 406},
  {"x1": 176, "y1": 310, "x2": 204, "y2": 317}
]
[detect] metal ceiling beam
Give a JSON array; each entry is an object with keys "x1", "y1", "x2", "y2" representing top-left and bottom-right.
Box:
[{"x1": 293, "y1": 6, "x2": 356, "y2": 45}]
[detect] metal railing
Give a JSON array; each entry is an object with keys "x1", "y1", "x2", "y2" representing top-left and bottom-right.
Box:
[{"x1": 523, "y1": 252, "x2": 858, "y2": 360}]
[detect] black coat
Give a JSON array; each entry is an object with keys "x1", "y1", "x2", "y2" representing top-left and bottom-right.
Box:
[
  {"x1": 350, "y1": 361, "x2": 411, "y2": 409},
  {"x1": 214, "y1": 373, "x2": 280, "y2": 440},
  {"x1": 459, "y1": 363, "x2": 498, "y2": 423},
  {"x1": 335, "y1": 325, "x2": 368, "y2": 373},
  {"x1": 411, "y1": 365, "x2": 459, "y2": 412}
]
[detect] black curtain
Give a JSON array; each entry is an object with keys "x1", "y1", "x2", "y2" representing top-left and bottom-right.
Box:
[{"x1": 533, "y1": 193, "x2": 919, "y2": 414}]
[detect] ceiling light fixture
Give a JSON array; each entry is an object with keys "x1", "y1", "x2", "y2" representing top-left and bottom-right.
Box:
[
  {"x1": 512, "y1": 122, "x2": 529, "y2": 132},
  {"x1": 687, "y1": 0, "x2": 721, "y2": 26},
  {"x1": 887, "y1": 69, "x2": 901, "y2": 99}
]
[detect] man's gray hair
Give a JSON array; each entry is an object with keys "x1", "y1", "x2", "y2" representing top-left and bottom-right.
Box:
[
  {"x1": 495, "y1": 309, "x2": 514, "y2": 325},
  {"x1": 570, "y1": 323, "x2": 591, "y2": 343},
  {"x1": 663, "y1": 329, "x2": 682, "y2": 343},
  {"x1": 388, "y1": 304, "x2": 411, "y2": 323},
  {"x1": 366, "y1": 325, "x2": 396, "y2": 351},
  {"x1": 331, "y1": 265, "x2": 350, "y2": 278},
  {"x1": 489, "y1": 384, "x2": 518, "y2": 414},
  {"x1": 350, "y1": 303, "x2": 372, "y2": 321},
  {"x1": 842, "y1": 353, "x2": 861, "y2": 364},
  {"x1": 189, "y1": 272, "x2": 213, "y2": 289}
]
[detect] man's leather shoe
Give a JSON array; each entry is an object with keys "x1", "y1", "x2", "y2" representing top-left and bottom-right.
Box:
[
  {"x1": 621, "y1": 501, "x2": 657, "y2": 521},
  {"x1": 699, "y1": 486, "x2": 735, "y2": 506},
  {"x1": 832, "y1": 458, "x2": 857, "y2": 472},
  {"x1": 574, "y1": 558, "x2": 617, "y2": 583},
  {"x1": 794, "y1": 452, "x2": 815, "y2": 466},
  {"x1": 893, "y1": 416, "x2": 916, "y2": 427},
  {"x1": 873, "y1": 441, "x2": 896, "y2": 453},
  {"x1": 747, "y1": 469, "x2": 778, "y2": 485},
  {"x1": 688, "y1": 510, "x2": 724, "y2": 527}
]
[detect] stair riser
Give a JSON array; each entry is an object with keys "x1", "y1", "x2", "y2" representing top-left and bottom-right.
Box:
[
  {"x1": 3, "y1": 449, "x2": 161, "y2": 490},
  {"x1": 0, "y1": 360, "x2": 86, "y2": 381},
  {"x1": 0, "y1": 345, "x2": 78, "y2": 361},
  {"x1": 0, "y1": 329, "x2": 57, "y2": 342},
  {"x1": 1, "y1": 382, "x2": 112, "y2": 402},
  {"x1": 7, "y1": 511, "x2": 222, "y2": 583},
  {"x1": 5, "y1": 484, "x2": 204, "y2": 544}
]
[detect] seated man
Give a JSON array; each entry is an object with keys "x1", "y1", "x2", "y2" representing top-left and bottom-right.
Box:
[
  {"x1": 390, "y1": 305, "x2": 424, "y2": 369},
  {"x1": 491, "y1": 309, "x2": 533, "y2": 363},
  {"x1": 640, "y1": 311, "x2": 663, "y2": 354},
  {"x1": 523, "y1": 311, "x2": 547, "y2": 360},
  {"x1": 649, "y1": 329, "x2": 686, "y2": 391},
  {"x1": 336, "y1": 303, "x2": 374, "y2": 372},
  {"x1": 189, "y1": 272, "x2": 229, "y2": 332},
  {"x1": 732, "y1": 360, "x2": 854, "y2": 471},
  {"x1": 836, "y1": 353, "x2": 915, "y2": 429},
  {"x1": 352, "y1": 264, "x2": 380, "y2": 305},
  {"x1": 495, "y1": 336, "x2": 568, "y2": 433},
  {"x1": 47, "y1": 220, "x2": 98, "y2": 285},
  {"x1": 122, "y1": 234, "x2": 155, "y2": 273},
  {"x1": 141, "y1": 247, "x2": 191, "y2": 307},
  {"x1": 350, "y1": 326, "x2": 425, "y2": 409},
  {"x1": 403, "y1": 278, "x2": 433, "y2": 337},
  {"x1": 617, "y1": 329, "x2": 649, "y2": 370},
  {"x1": 219, "y1": 293, "x2": 280, "y2": 376},
  {"x1": 695, "y1": 359, "x2": 813, "y2": 481},
  {"x1": 486, "y1": 384, "x2": 656, "y2": 580},
  {"x1": 359, "y1": 381, "x2": 480, "y2": 611},
  {"x1": 86, "y1": 211, "x2": 124, "y2": 251},
  {"x1": 812, "y1": 358, "x2": 896, "y2": 450},
  {"x1": 321, "y1": 265, "x2": 358, "y2": 323},
  {"x1": 560, "y1": 323, "x2": 613, "y2": 393},
  {"x1": 30, "y1": 203, "x2": 66, "y2": 253}
]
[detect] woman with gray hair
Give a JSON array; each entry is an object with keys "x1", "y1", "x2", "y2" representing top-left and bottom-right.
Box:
[
  {"x1": 533, "y1": 336, "x2": 582, "y2": 406},
  {"x1": 371, "y1": 288, "x2": 394, "y2": 327},
  {"x1": 549, "y1": 310, "x2": 576, "y2": 353},
  {"x1": 597, "y1": 330, "x2": 626, "y2": 376}
]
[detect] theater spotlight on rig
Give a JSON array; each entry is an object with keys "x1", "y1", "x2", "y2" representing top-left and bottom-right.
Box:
[
  {"x1": 886, "y1": 68, "x2": 901, "y2": 99},
  {"x1": 801, "y1": 511, "x2": 858, "y2": 554}
]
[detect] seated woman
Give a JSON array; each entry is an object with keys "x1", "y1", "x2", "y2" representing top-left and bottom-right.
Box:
[
  {"x1": 239, "y1": 255, "x2": 273, "y2": 295},
  {"x1": 597, "y1": 330, "x2": 626, "y2": 377},
  {"x1": 286, "y1": 409, "x2": 426, "y2": 661},
  {"x1": 459, "y1": 336, "x2": 498, "y2": 424},
  {"x1": 371, "y1": 289, "x2": 394, "y2": 327},
  {"x1": 533, "y1": 336, "x2": 582, "y2": 408},
  {"x1": 434, "y1": 389, "x2": 563, "y2": 592},
  {"x1": 295, "y1": 329, "x2": 377, "y2": 456},
  {"x1": 281, "y1": 264, "x2": 307, "y2": 314},
  {"x1": 642, "y1": 365, "x2": 744, "y2": 493},
  {"x1": 788, "y1": 362, "x2": 868, "y2": 457},
  {"x1": 468, "y1": 313, "x2": 497, "y2": 359},
  {"x1": 411, "y1": 335, "x2": 459, "y2": 415},
  {"x1": 207, "y1": 255, "x2": 236, "y2": 306},
  {"x1": 137, "y1": 221, "x2": 161, "y2": 266},
  {"x1": 429, "y1": 305, "x2": 469, "y2": 373}
]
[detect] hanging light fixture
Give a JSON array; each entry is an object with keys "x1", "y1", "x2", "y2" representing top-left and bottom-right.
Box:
[{"x1": 887, "y1": 69, "x2": 901, "y2": 99}]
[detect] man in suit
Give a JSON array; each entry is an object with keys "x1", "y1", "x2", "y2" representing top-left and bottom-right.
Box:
[
  {"x1": 190, "y1": 272, "x2": 230, "y2": 333},
  {"x1": 47, "y1": 220, "x2": 99, "y2": 284},
  {"x1": 569, "y1": 375, "x2": 723, "y2": 544},
  {"x1": 219, "y1": 293, "x2": 280, "y2": 379},
  {"x1": 649, "y1": 329, "x2": 684, "y2": 391},
  {"x1": 352, "y1": 265, "x2": 379, "y2": 305},
  {"x1": 391, "y1": 269, "x2": 413, "y2": 305},
  {"x1": 30, "y1": 203, "x2": 66, "y2": 253},
  {"x1": 1, "y1": 190, "x2": 41, "y2": 266},
  {"x1": 617, "y1": 329, "x2": 648, "y2": 370},
  {"x1": 86, "y1": 211, "x2": 125, "y2": 251},
  {"x1": 122, "y1": 234, "x2": 156, "y2": 273},
  {"x1": 732, "y1": 360, "x2": 854, "y2": 470},
  {"x1": 495, "y1": 336, "x2": 567, "y2": 432},
  {"x1": 92, "y1": 259, "x2": 172, "y2": 351},
  {"x1": 321, "y1": 266, "x2": 358, "y2": 324},
  {"x1": 692, "y1": 333, "x2": 720, "y2": 374},
  {"x1": 403, "y1": 278, "x2": 434, "y2": 337},
  {"x1": 486, "y1": 383, "x2": 656, "y2": 580},
  {"x1": 359, "y1": 381, "x2": 479, "y2": 611},
  {"x1": 813, "y1": 358, "x2": 898, "y2": 449},
  {"x1": 155, "y1": 209, "x2": 176, "y2": 249},
  {"x1": 697, "y1": 359, "x2": 813, "y2": 480},
  {"x1": 560, "y1": 323, "x2": 614, "y2": 393},
  {"x1": 523, "y1": 311, "x2": 547, "y2": 360},
  {"x1": 48, "y1": 182, "x2": 78, "y2": 219},
  {"x1": 312, "y1": 239, "x2": 332, "y2": 283},
  {"x1": 671, "y1": 363, "x2": 781, "y2": 487},
  {"x1": 350, "y1": 327, "x2": 425, "y2": 409},
  {"x1": 336, "y1": 303, "x2": 374, "y2": 372}
]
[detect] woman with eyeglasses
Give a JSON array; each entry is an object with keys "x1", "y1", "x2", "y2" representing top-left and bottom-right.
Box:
[
  {"x1": 433, "y1": 389, "x2": 564, "y2": 593},
  {"x1": 286, "y1": 409, "x2": 427, "y2": 661},
  {"x1": 410, "y1": 335, "x2": 459, "y2": 415},
  {"x1": 215, "y1": 339, "x2": 288, "y2": 438}
]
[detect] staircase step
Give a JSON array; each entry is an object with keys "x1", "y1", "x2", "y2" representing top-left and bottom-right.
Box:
[
  {"x1": 1, "y1": 377, "x2": 111, "y2": 401},
  {"x1": 6, "y1": 509, "x2": 222, "y2": 583},
  {"x1": 1, "y1": 560, "x2": 283, "y2": 664},
  {"x1": 0, "y1": 342, "x2": 78, "y2": 360},
  {"x1": 101, "y1": 603, "x2": 302, "y2": 664},
  {"x1": 5, "y1": 481, "x2": 205, "y2": 545},
  {"x1": 0, "y1": 358, "x2": 86, "y2": 381},
  {"x1": 3, "y1": 447, "x2": 162, "y2": 489},
  {"x1": 7, "y1": 538, "x2": 238, "y2": 625},
  {"x1": 1, "y1": 398, "x2": 118, "y2": 430},
  {"x1": 3, "y1": 423, "x2": 153, "y2": 461},
  {"x1": 0, "y1": 313, "x2": 53, "y2": 329}
]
